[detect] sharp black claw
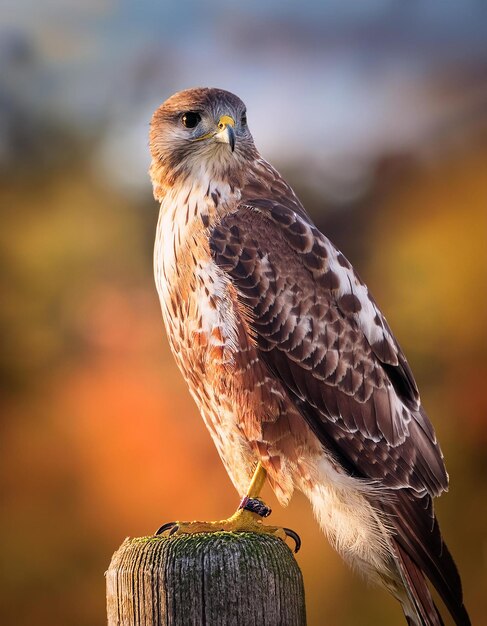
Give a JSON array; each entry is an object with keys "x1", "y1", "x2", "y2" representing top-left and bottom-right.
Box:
[
  {"x1": 155, "y1": 521, "x2": 177, "y2": 536},
  {"x1": 283, "y1": 527, "x2": 301, "y2": 553}
]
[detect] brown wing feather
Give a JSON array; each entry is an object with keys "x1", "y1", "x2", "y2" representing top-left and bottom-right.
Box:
[
  {"x1": 388, "y1": 492, "x2": 470, "y2": 626},
  {"x1": 210, "y1": 201, "x2": 446, "y2": 495},
  {"x1": 210, "y1": 198, "x2": 470, "y2": 626}
]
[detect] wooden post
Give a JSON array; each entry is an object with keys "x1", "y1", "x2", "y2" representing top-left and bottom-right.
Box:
[{"x1": 106, "y1": 532, "x2": 306, "y2": 625}]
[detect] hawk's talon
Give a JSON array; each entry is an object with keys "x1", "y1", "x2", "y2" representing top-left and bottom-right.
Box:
[
  {"x1": 154, "y1": 521, "x2": 178, "y2": 536},
  {"x1": 168, "y1": 524, "x2": 180, "y2": 537},
  {"x1": 283, "y1": 527, "x2": 301, "y2": 553},
  {"x1": 153, "y1": 507, "x2": 301, "y2": 553}
]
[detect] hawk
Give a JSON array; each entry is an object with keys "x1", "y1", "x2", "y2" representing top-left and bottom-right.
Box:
[{"x1": 149, "y1": 87, "x2": 470, "y2": 626}]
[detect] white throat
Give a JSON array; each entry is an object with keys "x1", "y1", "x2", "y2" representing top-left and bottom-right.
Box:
[{"x1": 153, "y1": 172, "x2": 241, "y2": 311}]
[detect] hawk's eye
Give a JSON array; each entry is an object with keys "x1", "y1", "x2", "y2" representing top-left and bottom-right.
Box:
[
  {"x1": 181, "y1": 112, "x2": 201, "y2": 128},
  {"x1": 241, "y1": 113, "x2": 247, "y2": 126}
]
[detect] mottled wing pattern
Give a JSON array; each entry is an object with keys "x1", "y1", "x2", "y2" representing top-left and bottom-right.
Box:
[
  {"x1": 208, "y1": 199, "x2": 470, "y2": 623},
  {"x1": 209, "y1": 201, "x2": 447, "y2": 496}
]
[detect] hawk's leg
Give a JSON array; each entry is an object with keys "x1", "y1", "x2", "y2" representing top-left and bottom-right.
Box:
[{"x1": 155, "y1": 462, "x2": 301, "y2": 552}]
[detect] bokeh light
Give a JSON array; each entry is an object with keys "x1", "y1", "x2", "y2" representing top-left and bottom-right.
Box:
[{"x1": 1, "y1": 2, "x2": 486, "y2": 624}]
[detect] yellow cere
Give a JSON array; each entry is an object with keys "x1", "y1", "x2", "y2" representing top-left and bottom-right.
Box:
[
  {"x1": 218, "y1": 115, "x2": 235, "y2": 129},
  {"x1": 192, "y1": 115, "x2": 236, "y2": 142}
]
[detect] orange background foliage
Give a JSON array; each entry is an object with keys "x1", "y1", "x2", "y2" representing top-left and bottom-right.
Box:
[{"x1": 1, "y1": 3, "x2": 486, "y2": 625}]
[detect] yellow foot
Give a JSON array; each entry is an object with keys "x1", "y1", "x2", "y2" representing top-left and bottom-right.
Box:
[{"x1": 155, "y1": 503, "x2": 301, "y2": 553}]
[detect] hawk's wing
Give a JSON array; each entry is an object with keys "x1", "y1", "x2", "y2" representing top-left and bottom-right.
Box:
[
  {"x1": 209, "y1": 199, "x2": 468, "y2": 625},
  {"x1": 210, "y1": 200, "x2": 447, "y2": 495}
]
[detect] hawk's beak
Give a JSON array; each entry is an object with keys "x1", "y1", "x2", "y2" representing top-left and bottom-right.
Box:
[{"x1": 215, "y1": 115, "x2": 236, "y2": 152}]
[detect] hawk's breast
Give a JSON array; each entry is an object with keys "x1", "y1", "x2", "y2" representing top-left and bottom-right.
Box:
[
  {"x1": 153, "y1": 183, "x2": 260, "y2": 494},
  {"x1": 154, "y1": 183, "x2": 240, "y2": 368}
]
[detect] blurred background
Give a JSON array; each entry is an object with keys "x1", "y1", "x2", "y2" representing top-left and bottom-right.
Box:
[{"x1": 1, "y1": 1, "x2": 486, "y2": 624}]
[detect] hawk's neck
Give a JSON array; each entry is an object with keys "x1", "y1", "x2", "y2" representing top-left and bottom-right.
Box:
[
  {"x1": 153, "y1": 169, "x2": 242, "y2": 308},
  {"x1": 153, "y1": 155, "x2": 305, "y2": 302}
]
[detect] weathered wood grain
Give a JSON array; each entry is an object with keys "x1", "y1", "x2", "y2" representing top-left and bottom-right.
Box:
[{"x1": 106, "y1": 532, "x2": 306, "y2": 625}]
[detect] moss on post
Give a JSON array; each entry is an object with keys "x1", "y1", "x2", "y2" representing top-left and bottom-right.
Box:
[{"x1": 106, "y1": 532, "x2": 306, "y2": 625}]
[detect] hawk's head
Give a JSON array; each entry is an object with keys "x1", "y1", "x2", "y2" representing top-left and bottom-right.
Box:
[{"x1": 149, "y1": 87, "x2": 257, "y2": 200}]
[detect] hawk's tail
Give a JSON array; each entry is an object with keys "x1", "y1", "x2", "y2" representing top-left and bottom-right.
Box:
[
  {"x1": 387, "y1": 491, "x2": 471, "y2": 626},
  {"x1": 395, "y1": 540, "x2": 444, "y2": 626}
]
